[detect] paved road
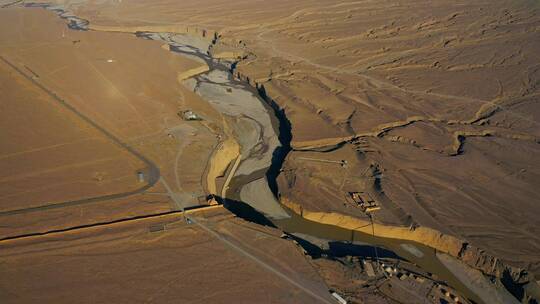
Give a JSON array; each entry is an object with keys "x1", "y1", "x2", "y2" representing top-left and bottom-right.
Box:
[
  {"x1": 159, "y1": 177, "x2": 185, "y2": 212},
  {"x1": 187, "y1": 214, "x2": 335, "y2": 304},
  {"x1": 0, "y1": 55, "x2": 160, "y2": 217},
  {"x1": 0, "y1": 0, "x2": 22, "y2": 9}
]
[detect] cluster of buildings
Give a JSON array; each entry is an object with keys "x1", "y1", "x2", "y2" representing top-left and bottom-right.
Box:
[{"x1": 347, "y1": 192, "x2": 380, "y2": 213}]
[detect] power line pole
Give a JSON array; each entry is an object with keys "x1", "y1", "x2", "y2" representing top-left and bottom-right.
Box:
[{"x1": 369, "y1": 213, "x2": 380, "y2": 266}]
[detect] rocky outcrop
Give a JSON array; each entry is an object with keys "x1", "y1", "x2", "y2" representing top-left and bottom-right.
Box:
[
  {"x1": 177, "y1": 65, "x2": 210, "y2": 81},
  {"x1": 206, "y1": 137, "x2": 240, "y2": 195},
  {"x1": 450, "y1": 129, "x2": 539, "y2": 155},
  {"x1": 290, "y1": 137, "x2": 353, "y2": 151}
]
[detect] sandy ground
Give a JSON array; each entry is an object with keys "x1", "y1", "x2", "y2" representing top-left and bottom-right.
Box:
[
  {"x1": 191, "y1": 69, "x2": 280, "y2": 177},
  {"x1": 135, "y1": 28, "x2": 287, "y2": 221},
  {"x1": 437, "y1": 253, "x2": 520, "y2": 304},
  {"x1": 0, "y1": 7, "x2": 224, "y2": 238},
  {"x1": 0, "y1": 208, "x2": 334, "y2": 303},
  {"x1": 189, "y1": 69, "x2": 288, "y2": 219},
  {"x1": 0, "y1": 58, "x2": 145, "y2": 212},
  {"x1": 1, "y1": 0, "x2": 539, "y2": 302},
  {"x1": 239, "y1": 177, "x2": 290, "y2": 219},
  {"x1": 0, "y1": 6, "x2": 336, "y2": 304}
]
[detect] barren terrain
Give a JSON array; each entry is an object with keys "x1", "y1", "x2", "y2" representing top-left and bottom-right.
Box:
[
  {"x1": 1, "y1": 0, "x2": 539, "y2": 303},
  {"x1": 0, "y1": 6, "x2": 340, "y2": 303},
  {"x1": 68, "y1": 0, "x2": 540, "y2": 277},
  {"x1": 0, "y1": 207, "x2": 334, "y2": 303},
  {"x1": 0, "y1": 6, "x2": 223, "y2": 237},
  {"x1": 85, "y1": 0, "x2": 537, "y2": 277}
]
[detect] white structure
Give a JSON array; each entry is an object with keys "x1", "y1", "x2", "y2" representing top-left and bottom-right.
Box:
[
  {"x1": 181, "y1": 110, "x2": 202, "y2": 121},
  {"x1": 331, "y1": 292, "x2": 347, "y2": 304}
]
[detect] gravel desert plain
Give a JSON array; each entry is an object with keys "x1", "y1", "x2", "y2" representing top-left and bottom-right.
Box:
[{"x1": 0, "y1": 0, "x2": 539, "y2": 303}]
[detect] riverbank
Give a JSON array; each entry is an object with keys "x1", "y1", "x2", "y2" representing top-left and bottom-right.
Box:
[{"x1": 280, "y1": 197, "x2": 537, "y2": 303}]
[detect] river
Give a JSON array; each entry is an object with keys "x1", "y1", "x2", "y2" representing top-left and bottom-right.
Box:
[{"x1": 25, "y1": 3, "x2": 489, "y2": 303}]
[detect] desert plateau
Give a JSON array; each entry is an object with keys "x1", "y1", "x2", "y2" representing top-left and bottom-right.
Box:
[{"x1": 0, "y1": 0, "x2": 539, "y2": 303}]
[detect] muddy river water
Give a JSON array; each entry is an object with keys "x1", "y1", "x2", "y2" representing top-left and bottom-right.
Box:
[{"x1": 28, "y1": 3, "x2": 489, "y2": 303}]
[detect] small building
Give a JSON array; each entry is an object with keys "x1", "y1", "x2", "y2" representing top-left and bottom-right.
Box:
[
  {"x1": 137, "y1": 171, "x2": 145, "y2": 183},
  {"x1": 331, "y1": 292, "x2": 347, "y2": 304},
  {"x1": 363, "y1": 260, "x2": 376, "y2": 277},
  {"x1": 180, "y1": 110, "x2": 202, "y2": 121},
  {"x1": 349, "y1": 192, "x2": 380, "y2": 212},
  {"x1": 148, "y1": 224, "x2": 164, "y2": 233}
]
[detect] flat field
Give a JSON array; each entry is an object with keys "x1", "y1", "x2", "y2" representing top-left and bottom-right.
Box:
[{"x1": 0, "y1": 7, "x2": 221, "y2": 237}]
